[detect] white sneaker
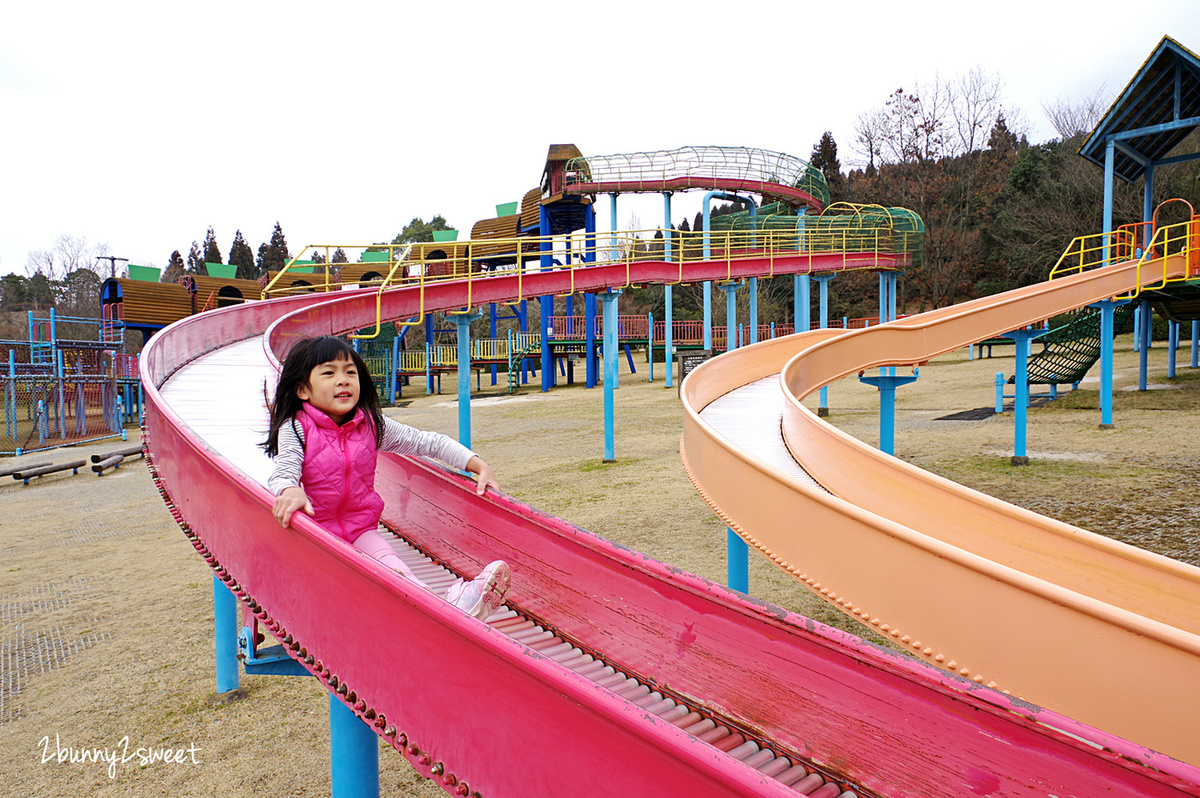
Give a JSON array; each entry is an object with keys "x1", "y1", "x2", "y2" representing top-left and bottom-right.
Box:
[{"x1": 446, "y1": 560, "x2": 511, "y2": 620}]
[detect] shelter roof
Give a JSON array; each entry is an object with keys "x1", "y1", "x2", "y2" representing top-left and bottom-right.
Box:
[{"x1": 1079, "y1": 36, "x2": 1200, "y2": 183}]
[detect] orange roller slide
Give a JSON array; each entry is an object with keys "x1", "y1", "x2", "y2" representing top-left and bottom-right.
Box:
[{"x1": 681, "y1": 254, "x2": 1200, "y2": 766}]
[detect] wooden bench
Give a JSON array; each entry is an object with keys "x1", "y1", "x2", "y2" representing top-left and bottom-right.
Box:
[{"x1": 975, "y1": 338, "x2": 1049, "y2": 358}]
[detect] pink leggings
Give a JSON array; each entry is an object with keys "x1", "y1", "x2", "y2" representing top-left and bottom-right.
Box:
[{"x1": 352, "y1": 528, "x2": 433, "y2": 591}]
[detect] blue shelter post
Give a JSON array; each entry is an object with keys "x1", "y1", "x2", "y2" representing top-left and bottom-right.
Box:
[
  {"x1": 600, "y1": 289, "x2": 621, "y2": 462},
  {"x1": 329, "y1": 695, "x2": 380, "y2": 798},
  {"x1": 1094, "y1": 299, "x2": 1126, "y2": 428},
  {"x1": 451, "y1": 311, "x2": 482, "y2": 448}
]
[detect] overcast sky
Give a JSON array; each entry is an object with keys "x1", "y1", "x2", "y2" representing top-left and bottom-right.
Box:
[{"x1": 2, "y1": 1, "x2": 1196, "y2": 278}]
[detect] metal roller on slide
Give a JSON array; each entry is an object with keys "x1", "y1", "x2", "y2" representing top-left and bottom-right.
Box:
[{"x1": 378, "y1": 528, "x2": 861, "y2": 798}]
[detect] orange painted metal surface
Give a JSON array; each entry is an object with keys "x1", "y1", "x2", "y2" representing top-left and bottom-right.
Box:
[{"x1": 680, "y1": 254, "x2": 1200, "y2": 765}]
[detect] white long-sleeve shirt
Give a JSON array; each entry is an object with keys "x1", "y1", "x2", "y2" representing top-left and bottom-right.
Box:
[{"x1": 267, "y1": 415, "x2": 475, "y2": 496}]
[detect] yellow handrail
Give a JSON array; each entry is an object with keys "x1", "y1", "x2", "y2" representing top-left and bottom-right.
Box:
[
  {"x1": 1047, "y1": 217, "x2": 1196, "y2": 299},
  {"x1": 266, "y1": 226, "x2": 911, "y2": 336},
  {"x1": 348, "y1": 244, "x2": 415, "y2": 340}
]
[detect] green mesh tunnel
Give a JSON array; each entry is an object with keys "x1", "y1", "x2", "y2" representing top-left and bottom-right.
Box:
[
  {"x1": 1011, "y1": 303, "x2": 1138, "y2": 386},
  {"x1": 709, "y1": 201, "x2": 924, "y2": 267}
]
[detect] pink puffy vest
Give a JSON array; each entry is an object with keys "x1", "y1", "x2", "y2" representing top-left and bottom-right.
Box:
[{"x1": 296, "y1": 402, "x2": 385, "y2": 543}]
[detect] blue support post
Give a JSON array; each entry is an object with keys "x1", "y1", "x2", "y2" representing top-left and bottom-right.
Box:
[
  {"x1": 647, "y1": 314, "x2": 654, "y2": 382},
  {"x1": 1138, "y1": 301, "x2": 1152, "y2": 391},
  {"x1": 389, "y1": 335, "x2": 400, "y2": 404},
  {"x1": 813, "y1": 274, "x2": 835, "y2": 416},
  {"x1": 888, "y1": 272, "x2": 898, "y2": 323},
  {"x1": 795, "y1": 274, "x2": 811, "y2": 333},
  {"x1": 539, "y1": 207, "x2": 555, "y2": 392},
  {"x1": 1002, "y1": 328, "x2": 1044, "y2": 464},
  {"x1": 1168, "y1": 320, "x2": 1179, "y2": 379},
  {"x1": 329, "y1": 695, "x2": 380, "y2": 798},
  {"x1": 722, "y1": 281, "x2": 742, "y2": 352},
  {"x1": 702, "y1": 191, "x2": 755, "y2": 350},
  {"x1": 749, "y1": 277, "x2": 758, "y2": 344},
  {"x1": 451, "y1": 311, "x2": 482, "y2": 448},
  {"x1": 664, "y1": 285, "x2": 674, "y2": 388},
  {"x1": 489, "y1": 303, "x2": 499, "y2": 386},
  {"x1": 424, "y1": 316, "x2": 435, "y2": 395},
  {"x1": 858, "y1": 371, "x2": 919, "y2": 455},
  {"x1": 213, "y1": 576, "x2": 240, "y2": 694},
  {"x1": 600, "y1": 289, "x2": 621, "y2": 462},
  {"x1": 995, "y1": 373, "x2": 1005, "y2": 413},
  {"x1": 564, "y1": 293, "x2": 576, "y2": 386},
  {"x1": 662, "y1": 190, "x2": 675, "y2": 389},
  {"x1": 726, "y1": 528, "x2": 748, "y2": 594},
  {"x1": 585, "y1": 293, "x2": 598, "y2": 388},
  {"x1": 1193, "y1": 320, "x2": 1199, "y2": 369},
  {"x1": 1094, "y1": 299, "x2": 1124, "y2": 428}
]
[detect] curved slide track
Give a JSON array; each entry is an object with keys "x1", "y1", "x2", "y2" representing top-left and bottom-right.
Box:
[
  {"x1": 682, "y1": 253, "x2": 1200, "y2": 768},
  {"x1": 142, "y1": 251, "x2": 1200, "y2": 797}
]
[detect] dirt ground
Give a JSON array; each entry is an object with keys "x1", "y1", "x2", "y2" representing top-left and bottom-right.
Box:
[{"x1": 1, "y1": 332, "x2": 1198, "y2": 796}]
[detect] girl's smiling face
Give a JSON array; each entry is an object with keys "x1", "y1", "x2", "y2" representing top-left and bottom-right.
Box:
[{"x1": 296, "y1": 356, "x2": 360, "y2": 424}]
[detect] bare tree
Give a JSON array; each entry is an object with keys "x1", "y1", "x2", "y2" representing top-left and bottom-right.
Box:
[
  {"x1": 1043, "y1": 86, "x2": 1113, "y2": 139},
  {"x1": 852, "y1": 108, "x2": 888, "y2": 172},
  {"x1": 23, "y1": 235, "x2": 109, "y2": 280},
  {"x1": 951, "y1": 67, "x2": 1005, "y2": 156}
]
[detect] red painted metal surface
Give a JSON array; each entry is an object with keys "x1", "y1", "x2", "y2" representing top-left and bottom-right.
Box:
[
  {"x1": 143, "y1": 254, "x2": 1200, "y2": 797},
  {"x1": 567, "y1": 177, "x2": 822, "y2": 212}
]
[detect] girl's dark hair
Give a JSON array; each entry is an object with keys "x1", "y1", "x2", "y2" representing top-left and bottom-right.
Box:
[{"x1": 261, "y1": 335, "x2": 385, "y2": 456}]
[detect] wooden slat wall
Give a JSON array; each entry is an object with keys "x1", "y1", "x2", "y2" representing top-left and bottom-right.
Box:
[
  {"x1": 519, "y1": 187, "x2": 543, "y2": 232},
  {"x1": 105, "y1": 279, "x2": 193, "y2": 327}
]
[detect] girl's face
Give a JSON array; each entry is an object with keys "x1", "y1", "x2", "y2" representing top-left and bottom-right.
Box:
[{"x1": 296, "y1": 356, "x2": 360, "y2": 424}]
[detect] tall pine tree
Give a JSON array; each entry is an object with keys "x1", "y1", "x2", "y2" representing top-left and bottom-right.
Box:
[
  {"x1": 256, "y1": 222, "x2": 291, "y2": 275},
  {"x1": 186, "y1": 241, "x2": 207, "y2": 275},
  {"x1": 203, "y1": 227, "x2": 223, "y2": 265},
  {"x1": 810, "y1": 131, "x2": 844, "y2": 198},
  {"x1": 229, "y1": 230, "x2": 257, "y2": 279}
]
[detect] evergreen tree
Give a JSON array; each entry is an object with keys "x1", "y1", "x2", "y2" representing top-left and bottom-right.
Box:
[
  {"x1": 203, "y1": 227, "x2": 223, "y2": 264},
  {"x1": 256, "y1": 221, "x2": 291, "y2": 274},
  {"x1": 229, "y1": 230, "x2": 257, "y2": 279},
  {"x1": 810, "y1": 131, "x2": 844, "y2": 197},
  {"x1": 256, "y1": 242, "x2": 270, "y2": 275},
  {"x1": 309, "y1": 249, "x2": 326, "y2": 265},
  {"x1": 332, "y1": 248, "x2": 349, "y2": 263},
  {"x1": 0, "y1": 273, "x2": 28, "y2": 309},
  {"x1": 186, "y1": 241, "x2": 207, "y2": 275},
  {"x1": 162, "y1": 250, "x2": 186, "y2": 283}
]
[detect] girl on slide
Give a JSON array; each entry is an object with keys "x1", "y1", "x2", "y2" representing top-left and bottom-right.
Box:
[{"x1": 261, "y1": 335, "x2": 510, "y2": 620}]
